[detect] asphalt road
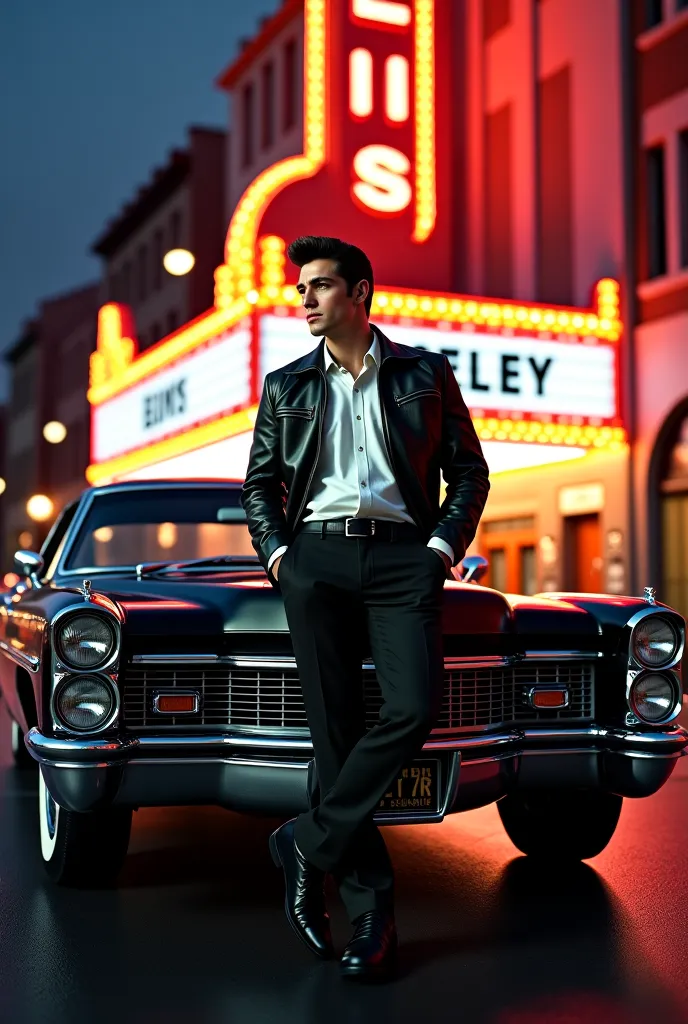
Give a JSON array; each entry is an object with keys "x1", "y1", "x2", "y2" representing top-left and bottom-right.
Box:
[{"x1": 1, "y1": 700, "x2": 687, "y2": 1024}]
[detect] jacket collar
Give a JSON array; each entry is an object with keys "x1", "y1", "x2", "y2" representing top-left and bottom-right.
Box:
[{"x1": 285, "y1": 323, "x2": 422, "y2": 374}]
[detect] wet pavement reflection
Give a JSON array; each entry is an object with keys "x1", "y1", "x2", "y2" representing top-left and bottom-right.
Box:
[{"x1": 1, "y1": 703, "x2": 687, "y2": 1024}]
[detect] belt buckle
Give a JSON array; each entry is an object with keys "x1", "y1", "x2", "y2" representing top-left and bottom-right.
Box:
[{"x1": 345, "y1": 518, "x2": 375, "y2": 537}]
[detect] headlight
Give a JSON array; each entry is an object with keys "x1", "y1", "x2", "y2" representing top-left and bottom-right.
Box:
[
  {"x1": 631, "y1": 615, "x2": 680, "y2": 668},
  {"x1": 56, "y1": 614, "x2": 116, "y2": 669},
  {"x1": 629, "y1": 672, "x2": 679, "y2": 724},
  {"x1": 55, "y1": 675, "x2": 117, "y2": 732}
]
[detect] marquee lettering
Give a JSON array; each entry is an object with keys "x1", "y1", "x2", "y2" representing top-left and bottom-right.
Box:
[
  {"x1": 352, "y1": 145, "x2": 412, "y2": 213},
  {"x1": 352, "y1": 0, "x2": 412, "y2": 28},
  {"x1": 349, "y1": 0, "x2": 414, "y2": 218}
]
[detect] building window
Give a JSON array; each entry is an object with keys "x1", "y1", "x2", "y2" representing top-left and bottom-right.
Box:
[
  {"x1": 242, "y1": 81, "x2": 255, "y2": 167},
  {"x1": 153, "y1": 229, "x2": 164, "y2": 290},
  {"x1": 644, "y1": 0, "x2": 663, "y2": 28},
  {"x1": 283, "y1": 39, "x2": 297, "y2": 131},
  {"x1": 170, "y1": 210, "x2": 182, "y2": 249},
  {"x1": 680, "y1": 130, "x2": 688, "y2": 268},
  {"x1": 121, "y1": 261, "x2": 132, "y2": 303},
  {"x1": 262, "y1": 61, "x2": 275, "y2": 149},
  {"x1": 647, "y1": 144, "x2": 667, "y2": 278},
  {"x1": 137, "y1": 244, "x2": 148, "y2": 301},
  {"x1": 167, "y1": 310, "x2": 178, "y2": 334},
  {"x1": 538, "y1": 65, "x2": 573, "y2": 305}
]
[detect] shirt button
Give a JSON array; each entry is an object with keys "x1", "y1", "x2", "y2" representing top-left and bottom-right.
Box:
[
  {"x1": 356, "y1": 415, "x2": 361, "y2": 420},
  {"x1": 358, "y1": 446, "x2": 363, "y2": 452},
  {"x1": 361, "y1": 481, "x2": 367, "y2": 487},
  {"x1": 354, "y1": 387, "x2": 359, "y2": 393}
]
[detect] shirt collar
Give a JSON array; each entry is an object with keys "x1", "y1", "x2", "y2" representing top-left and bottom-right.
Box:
[{"x1": 323, "y1": 329, "x2": 380, "y2": 374}]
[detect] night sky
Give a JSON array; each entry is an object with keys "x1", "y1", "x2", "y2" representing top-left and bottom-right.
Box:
[{"x1": 0, "y1": 0, "x2": 280, "y2": 397}]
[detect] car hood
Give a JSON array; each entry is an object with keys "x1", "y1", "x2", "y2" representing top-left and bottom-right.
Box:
[{"x1": 60, "y1": 572, "x2": 600, "y2": 643}]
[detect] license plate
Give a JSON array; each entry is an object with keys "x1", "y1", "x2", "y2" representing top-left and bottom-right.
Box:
[{"x1": 377, "y1": 759, "x2": 441, "y2": 814}]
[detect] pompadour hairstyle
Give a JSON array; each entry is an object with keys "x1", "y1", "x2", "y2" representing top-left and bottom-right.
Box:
[{"x1": 286, "y1": 235, "x2": 374, "y2": 315}]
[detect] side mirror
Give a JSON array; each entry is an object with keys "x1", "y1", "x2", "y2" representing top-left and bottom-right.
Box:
[
  {"x1": 13, "y1": 549, "x2": 45, "y2": 586},
  {"x1": 459, "y1": 554, "x2": 489, "y2": 585}
]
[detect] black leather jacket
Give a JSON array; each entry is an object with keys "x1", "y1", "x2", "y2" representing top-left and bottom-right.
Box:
[{"x1": 241, "y1": 326, "x2": 490, "y2": 578}]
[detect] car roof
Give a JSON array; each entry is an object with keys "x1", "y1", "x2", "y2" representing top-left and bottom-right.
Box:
[{"x1": 88, "y1": 478, "x2": 243, "y2": 498}]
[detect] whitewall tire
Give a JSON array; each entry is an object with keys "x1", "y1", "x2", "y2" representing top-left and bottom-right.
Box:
[
  {"x1": 39, "y1": 769, "x2": 60, "y2": 862},
  {"x1": 37, "y1": 767, "x2": 132, "y2": 886}
]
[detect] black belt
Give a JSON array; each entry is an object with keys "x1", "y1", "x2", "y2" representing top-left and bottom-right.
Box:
[{"x1": 297, "y1": 517, "x2": 421, "y2": 541}]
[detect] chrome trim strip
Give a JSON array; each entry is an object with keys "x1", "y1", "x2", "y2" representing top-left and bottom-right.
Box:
[
  {"x1": 132, "y1": 654, "x2": 220, "y2": 664},
  {"x1": 522, "y1": 650, "x2": 602, "y2": 660},
  {"x1": 129, "y1": 652, "x2": 602, "y2": 672},
  {"x1": 0, "y1": 641, "x2": 40, "y2": 673},
  {"x1": 26, "y1": 724, "x2": 688, "y2": 768},
  {"x1": 443, "y1": 656, "x2": 511, "y2": 669},
  {"x1": 126, "y1": 757, "x2": 310, "y2": 771}
]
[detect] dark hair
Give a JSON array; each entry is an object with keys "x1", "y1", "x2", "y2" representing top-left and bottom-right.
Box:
[{"x1": 286, "y1": 236, "x2": 374, "y2": 315}]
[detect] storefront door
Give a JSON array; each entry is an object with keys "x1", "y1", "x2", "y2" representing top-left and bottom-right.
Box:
[
  {"x1": 660, "y1": 412, "x2": 688, "y2": 619},
  {"x1": 481, "y1": 517, "x2": 538, "y2": 594},
  {"x1": 564, "y1": 513, "x2": 603, "y2": 592}
]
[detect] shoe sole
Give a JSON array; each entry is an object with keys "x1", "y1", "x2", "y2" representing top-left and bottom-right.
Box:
[
  {"x1": 340, "y1": 933, "x2": 398, "y2": 982},
  {"x1": 269, "y1": 829, "x2": 333, "y2": 961}
]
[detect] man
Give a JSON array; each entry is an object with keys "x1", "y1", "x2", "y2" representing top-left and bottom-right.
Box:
[{"x1": 241, "y1": 236, "x2": 489, "y2": 980}]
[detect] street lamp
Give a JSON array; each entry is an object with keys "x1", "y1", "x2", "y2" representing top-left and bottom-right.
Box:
[
  {"x1": 163, "y1": 248, "x2": 195, "y2": 276},
  {"x1": 0, "y1": 477, "x2": 6, "y2": 496},
  {"x1": 43, "y1": 421, "x2": 67, "y2": 444},
  {"x1": 26, "y1": 494, "x2": 54, "y2": 522}
]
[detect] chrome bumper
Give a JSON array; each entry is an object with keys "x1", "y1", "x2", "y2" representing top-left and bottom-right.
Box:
[{"x1": 26, "y1": 724, "x2": 688, "y2": 821}]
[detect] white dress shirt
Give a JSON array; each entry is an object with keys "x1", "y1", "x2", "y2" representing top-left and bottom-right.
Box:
[{"x1": 267, "y1": 329, "x2": 454, "y2": 571}]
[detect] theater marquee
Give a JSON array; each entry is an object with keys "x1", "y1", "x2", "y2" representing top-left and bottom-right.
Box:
[{"x1": 87, "y1": 0, "x2": 625, "y2": 485}]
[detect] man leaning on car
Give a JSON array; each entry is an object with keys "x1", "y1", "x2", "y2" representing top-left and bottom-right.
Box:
[{"x1": 241, "y1": 235, "x2": 490, "y2": 980}]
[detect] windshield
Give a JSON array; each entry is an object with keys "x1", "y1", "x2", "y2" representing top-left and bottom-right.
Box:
[{"x1": 63, "y1": 488, "x2": 254, "y2": 571}]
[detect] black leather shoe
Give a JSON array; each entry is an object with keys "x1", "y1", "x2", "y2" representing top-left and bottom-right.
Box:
[
  {"x1": 340, "y1": 910, "x2": 398, "y2": 981},
  {"x1": 269, "y1": 820, "x2": 334, "y2": 959}
]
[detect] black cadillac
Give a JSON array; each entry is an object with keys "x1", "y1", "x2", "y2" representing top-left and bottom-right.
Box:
[{"x1": 0, "y1": 479, "x2": 685, "y2": 886}]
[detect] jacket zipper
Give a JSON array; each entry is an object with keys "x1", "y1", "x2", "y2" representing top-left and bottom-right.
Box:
[
  {"x1": 276, "y1": 406, "x2": 315, "y2": 419},
  {"x1": 294, "y1": 369, "x2": 327, "y2": 526},
  {"x1": 394, "y1": 388, "x2": 441, "y2": 406}
]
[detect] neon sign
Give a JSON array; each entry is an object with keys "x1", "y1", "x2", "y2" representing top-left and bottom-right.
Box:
[{"x1": 87, "y1": 0, "x2": 625, "y2": 486}]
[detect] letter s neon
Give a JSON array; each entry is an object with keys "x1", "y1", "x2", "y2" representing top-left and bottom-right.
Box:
[{"x1": 352, "y1": 145, "x2": 412, "y2": 215}]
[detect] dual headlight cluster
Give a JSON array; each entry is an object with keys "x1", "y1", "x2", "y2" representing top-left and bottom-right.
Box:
[
  {"x1": 53, "y1": 614, "x2": 119, "y2": 733},
  {"x1": 628, "y1": 615, "x2": 683, "y2": 725}
]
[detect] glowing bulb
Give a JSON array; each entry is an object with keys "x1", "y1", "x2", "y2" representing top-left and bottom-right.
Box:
[
  {"x1": 157, "y1": 522, "x2": 178, "y2": 549},
  {"x1": 163, "y1": 249, "x2": 195, "y2": 276},
  {"x1": 43, "y1": 421, "x2": 67, "y2": 444},
  {"x1": 26, "y1": 494, "x2": 54, "y2": 522}
]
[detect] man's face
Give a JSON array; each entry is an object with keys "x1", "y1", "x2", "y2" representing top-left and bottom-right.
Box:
[{"x1": 296, "y1": 258, "x2": 366, "y2": 337}]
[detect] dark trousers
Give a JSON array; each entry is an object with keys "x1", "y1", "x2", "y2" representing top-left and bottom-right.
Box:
[{"x1": 278, "y1": 531, "x2": 445, "y2": 922}]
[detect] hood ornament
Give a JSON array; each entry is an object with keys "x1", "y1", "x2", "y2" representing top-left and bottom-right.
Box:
[
  {"x1": 643, "y1": 586, "x2": 656, "y2": 605},
  {"x1": 81, "y1": 579, "x2": 93, "y2": 601}
]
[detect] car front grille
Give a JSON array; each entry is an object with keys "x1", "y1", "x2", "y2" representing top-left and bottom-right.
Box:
[{"x1": 121, "y1": 660, "x2": 594, "y2": 732}]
